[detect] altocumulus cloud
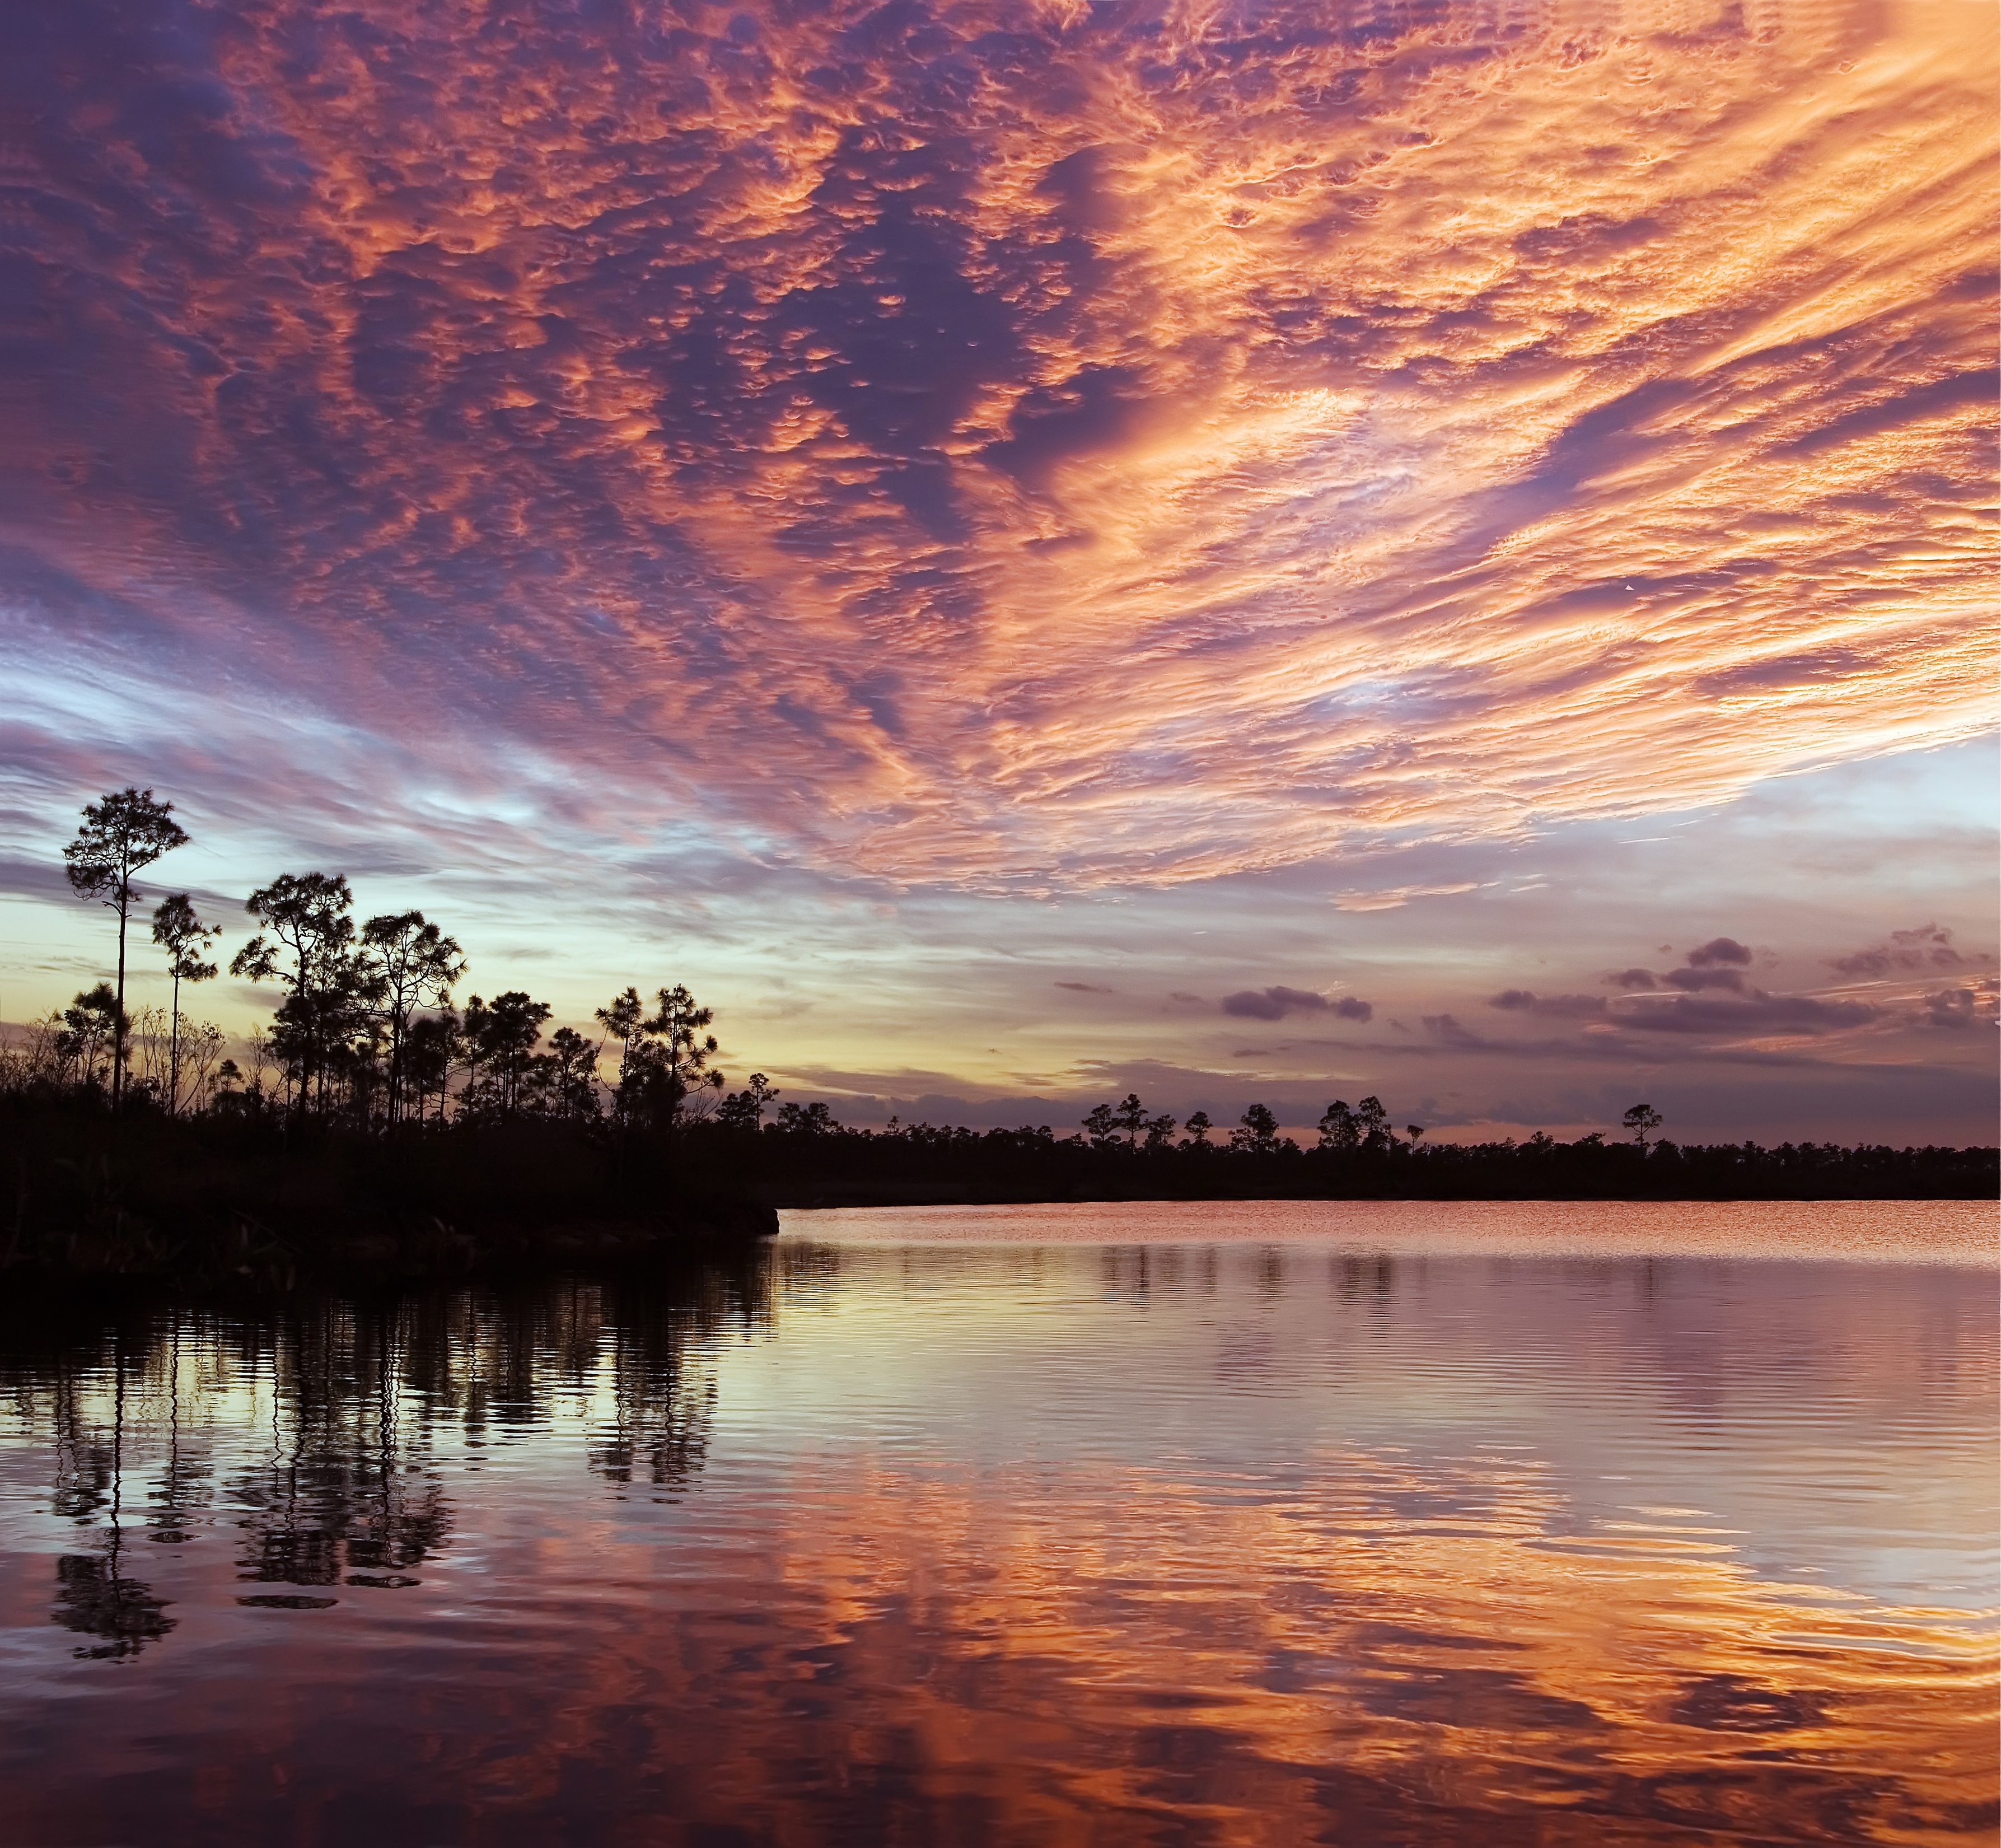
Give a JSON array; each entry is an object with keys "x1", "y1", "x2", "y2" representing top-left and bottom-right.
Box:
[{"x1": 4, "y1": 0, "x2": 1994, "y2": 888}]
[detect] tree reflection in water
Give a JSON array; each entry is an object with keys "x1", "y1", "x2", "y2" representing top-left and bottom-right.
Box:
[
  {"x1": 0, "y1": 1228, "x2": 1990, "y2": 1847},
  {"x1": 47, "y1": 1340, "x2": 177, "y2": 1659},
  {"x1": 2, "y1": 1250, "x2": 773, "y2": 1649}
]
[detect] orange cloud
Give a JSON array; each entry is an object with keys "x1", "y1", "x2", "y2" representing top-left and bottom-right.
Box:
[{"x1": 5, "y1": 0, "x2": 1994, "y2": 890}]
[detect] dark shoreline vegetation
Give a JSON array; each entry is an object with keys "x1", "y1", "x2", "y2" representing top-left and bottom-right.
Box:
[
  {"x1": 1, "y1": 1091, "x2": 1993, "y2": 1287},
  {"x1": 7, "y1": 787, "x2": 1995, "y2": 1287}
]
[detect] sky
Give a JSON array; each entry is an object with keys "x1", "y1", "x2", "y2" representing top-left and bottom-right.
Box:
[{"x1": 2, "y1": 0, "x2": 1995, "y2": 1144}]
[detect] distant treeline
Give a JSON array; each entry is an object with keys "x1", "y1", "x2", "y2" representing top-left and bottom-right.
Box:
[
  {"x1": 3, "y1": 787, "x2": 1991, "y2": 1284},
  {"x1": 695, "y1": 1113, "x2": 1997, "y2": 1205}
]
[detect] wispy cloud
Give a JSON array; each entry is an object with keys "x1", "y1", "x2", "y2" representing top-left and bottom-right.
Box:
[
  {"x1": 4, "y1": 0, "x2": 1991, "y2": 891},
  {"x1": 1332, "y1": 884, "x2": 1481, "y2": 914},
  {"x1": 3, "y1": 0, "x2": 1994, "y2": 1150}
]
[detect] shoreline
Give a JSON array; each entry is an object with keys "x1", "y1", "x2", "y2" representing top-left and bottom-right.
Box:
[{"x1": 2, "y1": 1093, "x2": 1990, "y2": 1289}]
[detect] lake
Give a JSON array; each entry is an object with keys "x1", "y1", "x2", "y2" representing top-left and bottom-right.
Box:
[{"x1": 1, "y1": 1200, "x2": 1993, "y2": 1845}]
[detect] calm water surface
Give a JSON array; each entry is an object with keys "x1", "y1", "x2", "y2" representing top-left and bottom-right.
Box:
[{"x1": 1, "y1": 1200, "x2": 1993, "y2": 1846}]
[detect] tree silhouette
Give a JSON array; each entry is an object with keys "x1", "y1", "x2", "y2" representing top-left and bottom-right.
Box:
[
  {"x1": 461, "y1": 992, "x2": 551, "y2": 1119},
  {"x1": 775, "y1": 1100, "x2": 834, "y2": 1135},
  {"x1": 150, "y1": 895, "x2": 218, "y2": 1116},
  {"x1": 231, "y1": 873, "x2": 382, "y2": 1113},
  {"x1": 1622, "y1": 1103, "x2": 1663, "y2": 1148},
  {"x1": 1316, "y1": 1100, "x2": 1359, "y2": 1150},
  {"x1": 539, "y1": 1026, "x2": 600, "y2": 1122},
  {"x1": 1081, "y1": 1101, "x2": 1121, "y2": 1149},
  {"x1": 1091, "y1": 1093, "x2": 1177, "y2": 1151},
  {"x1": 403, "y1": 1008, "x2": 457, "y2": 1124},
  {"x1": 716, "y1": 1073, "x2": 778, "y2": 1130},
  {"x1": 593, "y1": 988, "x2": 648, "y2": 1124},
  {"x1": 57, "y1": 984, "x2": 124, "y2": 1090},
  {"x1": 362, "y1": 912, "x2": 465, "y2": 1125},
  {"x1": 640, "y1": 985, "x2": 724, "y2": 1126},
  {"x1": 1182, "y1": 1110, "x2": 1213, "y2": 1148},
  {"x1": 63, "y1": 789, "x2": 189, "y2": 1109},
  {"x1": 1231, "y1": 1102, "x2": 1282, "y2": 1154}
]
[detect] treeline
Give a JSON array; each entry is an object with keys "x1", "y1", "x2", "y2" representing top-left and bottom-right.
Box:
[
  {"x1": 3, "y1": 788, "x2": 1992, "y2": 1285},
  {"x1": 18, "y1": 788, "x2": 766, "y2": 1134},
  {"x1": 687, "y1": 1108, "x2": 1997, "y2": 1205}
]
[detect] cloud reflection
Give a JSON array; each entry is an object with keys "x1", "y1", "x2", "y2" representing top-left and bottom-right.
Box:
[{"x1": 0, "y1": 1241, "x2": 1991, "y2": 1841}]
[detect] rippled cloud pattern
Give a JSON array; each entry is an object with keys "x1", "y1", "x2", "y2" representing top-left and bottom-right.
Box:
[{"x1": 8, "y1": 0, "x2": 1994, "y2": 886}]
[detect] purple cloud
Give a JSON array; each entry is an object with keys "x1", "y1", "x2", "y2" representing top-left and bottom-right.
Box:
[
  {"x1": 1663, "y1": 966, "x2": 1747, "y2": 992},
  {"x1": 1221, "y1": 987, "x2": 1372, "y2": 1023},
  {"x1": 1488, "y1": 990, "x2": 1607, "y2": 1017},
  {"x1": 1617, "y1": 992, "x2": 1877, "y2": 1035},
  {"x1": 1916, "y1": 984, "x2": 1996, "y2": 1032},
  {"x1": 1831, "y1": 923, "x2": 1981, "y2": 979}
]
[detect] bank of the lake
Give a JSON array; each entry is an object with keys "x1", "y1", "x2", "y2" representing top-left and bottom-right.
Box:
[{"x1": 2, "y1": 1093, "x2": 1991, "y2": 1285}]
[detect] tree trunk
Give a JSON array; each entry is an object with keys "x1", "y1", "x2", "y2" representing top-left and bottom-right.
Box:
[
  {"x1": 168, "y1": 969, "x2": 181, "y2": 1116},
  {"x1": 113, "y1": 883, "x2": 129, "y2": 1110},
  {"x1": 389, "y1": 1011, "x2": 403, "y2": 1126}
]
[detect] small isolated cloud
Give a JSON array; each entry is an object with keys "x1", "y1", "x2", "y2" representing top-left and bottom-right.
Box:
[
  {"x1": 1831, "y1": 923, "x2": 1981, "y2": 979},
  {"x1": 1330, "y1": 883, "x2": 1479, "y2": 913},
  {"x1": 1221, "y1": 986, "x2": 1372, "y2": 1023},
  {"x1": 1223, "y1": 985, "x2": 1324, "y2": 1021},
  {"x1": 1055, "y1": 981, "x2": 1113, "y2": 993},
  {"x1": 1488, "y1": 990, "x2": 1606, "y2": 1018},
  {"x1": 1168, "y1": 992, "x2": 1206, "y2": 1005},
  {"x1": 1915, "y1": 982, "x2": 1998, "y2": 1031},
  {"x1": 1605, "y1": 968, "x2": 1658, "y2": 990},
  {"x1": 1685, "y1": 937, "x2": 1754, "y2": 968}
]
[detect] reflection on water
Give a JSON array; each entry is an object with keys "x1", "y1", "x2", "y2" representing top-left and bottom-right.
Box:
[{"x1": 0, "y1": 1206, "x2": 1992, "y2": 1845}]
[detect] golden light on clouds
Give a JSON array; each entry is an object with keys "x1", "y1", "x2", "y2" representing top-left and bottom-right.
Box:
[{"x1": 9, "y1": 0, "x2": 1994, "y2": 888}]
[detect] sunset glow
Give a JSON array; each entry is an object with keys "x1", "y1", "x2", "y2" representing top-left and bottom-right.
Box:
[{"x1": 3, "y1": 0, "x2": 1995, "y2": 1140}]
